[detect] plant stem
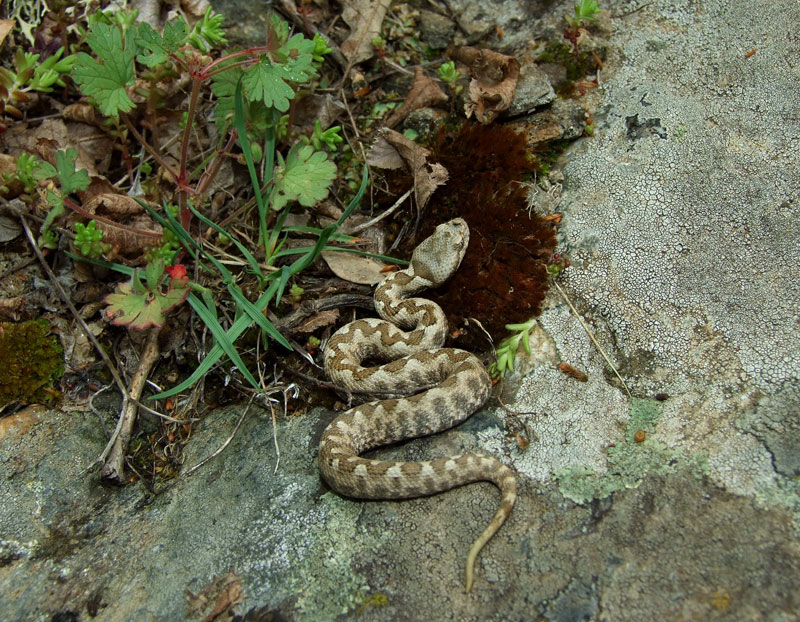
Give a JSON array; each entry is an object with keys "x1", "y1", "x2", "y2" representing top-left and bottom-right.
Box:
[
  {"x1": 178, "y1": 76, "x2": 203, "y2": 229},
  {"x1": 122, "y1": 115, "x2": 180, "y2": 186}
]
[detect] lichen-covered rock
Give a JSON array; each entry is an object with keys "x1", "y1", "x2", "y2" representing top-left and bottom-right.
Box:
[{"x1": 527, "y1": 0, "x2": 800, "y2": 504}]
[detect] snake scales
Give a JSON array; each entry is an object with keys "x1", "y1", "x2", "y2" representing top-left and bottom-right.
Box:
[{"x1": 319, "y1": 218, "x2": 517, "y2": 592}]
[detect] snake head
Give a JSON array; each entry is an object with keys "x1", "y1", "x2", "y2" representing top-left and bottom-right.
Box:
[{"x1": 410, "y1": 218, "x2": 470, "y2": 285}]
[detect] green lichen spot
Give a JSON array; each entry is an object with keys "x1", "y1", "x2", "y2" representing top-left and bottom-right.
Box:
[
  {"x1": 626, "y1": 397, "x2": 662, "y2": 443},
  {"x1": 354, "y1": 591, "x2": 390, "y2": 613},
  {"x1": 0, "y1": 319, "x2": 63, "y2": 406},
  {"x1": 555, "y1": 397, "x2": 708, "y2": 504}
]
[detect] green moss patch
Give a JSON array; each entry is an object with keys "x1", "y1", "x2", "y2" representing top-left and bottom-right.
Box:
[{"x1": 0, "y1": 319, "x2": 63, "y2": 406}]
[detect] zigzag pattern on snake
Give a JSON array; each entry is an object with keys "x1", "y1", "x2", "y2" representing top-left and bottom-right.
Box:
[{"x1": 319, "y1": 218, "x2": 517, "y2": 592}]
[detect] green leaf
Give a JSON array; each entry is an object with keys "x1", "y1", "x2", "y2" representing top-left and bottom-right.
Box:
[
  {"x1": 54, "y1": 149, "x2": 90, "y2": 195},
  {"x1": 136, "y1": 20, "x2": 187, "y2": 67},
  {"x1": 267, "y1": 14, "x2": 289, "y2": 49},
  {"x1": 104, "y1": 263, "x2": 190, "y2": 329},
  {"x1": 277, "y1": 33, "x2": 317, "y2": 83},
  {"x1": 576, "y1": 0, "x2": 600, "y2": 21},
  {"x1": 242, "y1": 57, "x2": 298, "y2": 112},
  {"x1": 32, "y1": 160, "x2": 56, "y2": 181},
  {"x1": 72, "y1": 22, "x2": 136, "y2": 117},
  {"x1": 269, "y1": 144, "x2": 336, "y2": 211},
  {"x1": 145, "y1": 257, "x2": 165, "y2": 292}
]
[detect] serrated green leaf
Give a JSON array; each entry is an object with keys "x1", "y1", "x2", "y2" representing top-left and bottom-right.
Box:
[
  {"x1": 33, "y1": 161, "x2": 57, "y2": 181},
  {"x1": 242, "y1": 57, "x2": 298, "y2": 112},
  {"x1": 268, "y1": 14, "x2": 289, "y2": 48},
  {"x1": 72, "y1": 23, "x2": 136, "y2": 116},
  {"x1": 145, "y1": 257, "x2": 165, "y2": 292},
  {"x1": 136, "y1": 20, "x2": 187, "y2": 67},
  {"x1": 104, "y1": 263, "x2": 189, "y2": 329},
  {"x1": 54, "y1": 149, "x2": 90, "y2": 195},
  {"x1": 269, "y1": 144, "x2": 336, "y2": 211},
  {"x1": 277, "y1": 33, "x2": 317, "y2": 82}
]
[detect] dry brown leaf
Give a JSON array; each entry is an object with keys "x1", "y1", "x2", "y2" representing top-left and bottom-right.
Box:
[
  {"x1": 77, "y1": 192, "x2": 161, "y2": 260},
  {"x1": 341, "y1": 0, "x2": 392, "y2": 67},
  {"x1": 0, "y1": 213, "x2": 21, "y2": 242},
  {"x1": 321, "y1": 250, "x2": 387, "y2": 285},
  {"x1": 0, "y1": 119, "x2": 111, "y2": 177},
  {"x1": 186, "y1": 570, "x2": 244, "y2": 622},
  {"x1": 385, "y1": 67, "x2": 448, "y2": 128},
  {"x1": 0, "y1": 296, "x2": 27, "y2": 322},
  {"x1": 366, "y1": 129, "x2": 448, "y2": 208},
  {"x1": 182, "y1": 0, "x2": 212, "y2": 20},
  {"x1": 83, "y1": 192, "x2": 147, "y2": 218},
  {"x1": 449, "y1": 46, "x2": 521, "y2": 123},
  {"x1": 294, "y1": 309, "x2": 341, "y2": 333},
  {"x1": 63, "y1": 103, "x2": 102, "y2": 127},
  {"x1": 291, "y1": 93, "x2": 346, "y2": 136},
  {"x1": 0, "y1": 19, "x2": 14, "y2": 47},
  {"x1": 0, "y1": 154, "x2": 25, "y2": 198}
]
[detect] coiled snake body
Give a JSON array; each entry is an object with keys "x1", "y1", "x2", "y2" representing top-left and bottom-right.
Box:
[{"x1": 319, "y1": 218, "x2": 517, "y2": 591}]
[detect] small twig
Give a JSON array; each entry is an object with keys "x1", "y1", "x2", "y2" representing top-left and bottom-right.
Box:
[
  {"x1": 275, "y1": 293, "x2": 375, "y2": 332},
  {"x1": 180, "y1": 396, "x2": 255, "y2": 478},
  {"x1": 612, "y1": 2, "x2": 654, "y2": 18},
  {"x1": 551, "y1": 278, "x2": 632, "y2": 399},
  {"x1": 270, "y1": 401, "x2": 281, "y2": 475},
  {"x1": 0, "y1": 255, "x2": 37, "y2": 281},
  {"x1": 88, "y1": 383, "x2": 113, "y2": 439},
  {"x1": 347, "y1": 188, "x2": 412, "y2": 234},
  {"x1": 494, "y1": 384, "x2": 540, "y2": 418},
  {"x1": 464, "y1": 317, "x2": 496, "y2": 358},
  {"x1": 101, "y1": 324, "x2": 164, "y2": 483}
]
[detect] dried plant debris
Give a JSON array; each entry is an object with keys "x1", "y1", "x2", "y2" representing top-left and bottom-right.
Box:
[
  {"x1": 449, "y1": 46, "x2": 521, "y2": 123},
  {"x1": 367, "y1": 128, "x2": 448, "y2": 209},
  {"x1": 341, "y1": 0, "x2": 392, "y2": 67},
  {"x1": 384, "y1": 66, "x2": 448, "y2": 128},
  {"x1": 185, "y1": 569, "x2": 244, "y2": 622},
  {"x1": 321, "y1": 249, "x2": 387, "y2": 285}
]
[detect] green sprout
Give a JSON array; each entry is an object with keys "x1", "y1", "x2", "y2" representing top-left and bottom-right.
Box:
[
  {"x1": 0, "y1": 47, "x2": 77, "y2": 120},
  {"x1": 74, "y1": 220, "x2": 112, "y2": 259},
  {"x1": 1, "y1": 152, "x2": 44, "y2": 195},
  {"x1": 437, "y1": 60, "x2": 463, "y2": 95},
  {"x1": 187, "y1": 7, "x2": 227, "y2": 52},
  {"x1": 490, "y1": 318, "x2": 537, "y2": 378},
  {"x1": 437, "y1": 60, "x2": 460, "y2": 84},
  {"x1": 310, "y1": 120, "x2": 343, "y2": 152},
  {"x1": 565, "y1": 0, "x2": 601, "y2": 29}
]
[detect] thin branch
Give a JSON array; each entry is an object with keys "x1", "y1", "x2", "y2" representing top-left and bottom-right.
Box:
[
  {"x1": 270, "y1": 401, "x2": 281, "y2": 475},
  {"x1": 100, "y1": 324, "x2": 163, "y2": 483},
  {"x1": 180, "y1": 396, "x2": 254, "y2": 478},
  {"x1": 551, "y1": 278, "x2": 632, "y2": 399},
  {"x1": 347, "y1": 188, "x2": 412, "y2": 234},
  {"x1": 122, "y1": 114, "x2": 181, "y2": 185}
]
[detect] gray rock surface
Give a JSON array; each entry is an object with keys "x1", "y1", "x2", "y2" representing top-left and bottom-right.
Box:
[{"x1": 3, "y1": 0, "x2": 800, "y2": 620}]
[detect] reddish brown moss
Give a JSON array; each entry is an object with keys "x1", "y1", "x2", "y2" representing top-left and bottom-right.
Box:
[{"x1": 407, "y1": 123, "x2": 558, "y2": 346}]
